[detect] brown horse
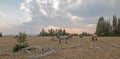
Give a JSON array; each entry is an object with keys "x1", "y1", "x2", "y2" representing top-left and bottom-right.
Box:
[{"x1": 91, "y1": 34, "x2": 97, "y2": 41}]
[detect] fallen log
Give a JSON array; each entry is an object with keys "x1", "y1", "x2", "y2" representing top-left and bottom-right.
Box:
[
  {"x1": 28, "y1": 49, "x2": 56, "y2": 59},
  {"x1": 23, "y1": 46, "x2": 44, "y2": 54},
  {"x1": 25, "y1": 43, "x2": 82, "y2": 59},
  {"x1": 94, "y1": 46, "x2": 106, "y2": 51},
  {"x1": 106, "y1": 42, "x2": 120, "y2": 48},
  {"x1": 59, "y1": 44, "x2": 82, "y2": 49},
  {"x1": 22, "y1": 45, "x2": 56, "y2": 59}
]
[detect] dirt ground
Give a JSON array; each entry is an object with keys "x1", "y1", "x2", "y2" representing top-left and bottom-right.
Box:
[{"x1": 0, "y1": 36, "x2": 120, "y2": 59}]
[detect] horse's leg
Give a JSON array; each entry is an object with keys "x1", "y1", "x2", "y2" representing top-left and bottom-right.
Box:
[
  {"x1": 65, "y1": 39, "x2": 67, "y2": 44},
  {"x1": 91, "y1": 37, "x2": 94, "y2": 41},
  {"x1": 59, "y1": 39, "x2": 61, "y2": 44},
  {"x1": 96, "y1": 37, "x2": 97, "y2": 41}
]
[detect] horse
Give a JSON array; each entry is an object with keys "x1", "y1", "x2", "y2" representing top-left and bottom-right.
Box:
[
  {"x1": 52, "y1": 35, "x2": 73, "y2": 44},
  {"x1": 91, "y1": 34, "x2": 97, "y2": 41}
]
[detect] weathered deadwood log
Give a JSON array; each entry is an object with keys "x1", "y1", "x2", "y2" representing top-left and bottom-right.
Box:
[
  {"x1": 106, "y1": 42, "x2": 120, "y2": 48},
  {"x1": 94, "y1": 46, "x2": 106, "y2": 51},
  {"x1": 25, "y1": 43, "x2": 81, "y2": 59},
  {"x1": 28, "y1": 49, "x2": 56, "y2": 59},
  {"x1": 25, "y1": 46, "x2": 43, "y2": 50},
  {"x1": 23, "y1": 46, "x2": 44, "y2": 54},
  {"x1": 59, "y1": 44, "x2": 81, "y2": 49},
  {"x1": 90, "y1": 43, "x2": 105, "y2": 51},
  {"x1": 22, "y1": 45, "x2": 56, "y2": 59},
  {"x1": 24, "y1": 46, "x2": 55, "y2": 54}
]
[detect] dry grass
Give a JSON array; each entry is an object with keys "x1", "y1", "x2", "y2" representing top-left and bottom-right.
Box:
[{"x1": 0, "y1": 36, "x2": 120, "y2": 59}]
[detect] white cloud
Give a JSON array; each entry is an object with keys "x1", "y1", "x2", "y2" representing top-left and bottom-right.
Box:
[
  {"x1": 15, "y1": 0, "x2": 120, "y2": 34},
  {"x1": 40, "y1": 9, "x2": 47, "y2": 16},
  {"x1": 0, "y1": 11, "x2": 7, "y2": 17},
  {"x1": 1, "y1": 0, "x2": 119, "y2": 35},
  {"x1": 85, "y1": 24, "x2": 96, "y2": 28},
  {"x1": 52, "y1": 0, "x2": 60, "y2": 10}
]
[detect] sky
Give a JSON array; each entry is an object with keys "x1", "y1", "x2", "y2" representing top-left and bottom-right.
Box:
[{"x1": 0, "y1": 0, "x2": 120, "y2": 35}]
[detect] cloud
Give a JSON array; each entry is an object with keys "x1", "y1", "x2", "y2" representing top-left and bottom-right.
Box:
[
  {"x1": 17, "y1": 0, "x2": 120, "y2": 34},
  {"x1": 19, "y1": 0, "x2": 84, "y2": 29},
  {"x1": 0, "y1": 11, "x2": 7, "y2": 17},
  {"x1": 68, "y1": 0, "x2": 120, "y2": 17}
]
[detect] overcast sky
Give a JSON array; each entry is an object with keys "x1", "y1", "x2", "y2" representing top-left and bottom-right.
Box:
[{"x1": 0, "y1": 0, "x2": 120, "y2": 35}]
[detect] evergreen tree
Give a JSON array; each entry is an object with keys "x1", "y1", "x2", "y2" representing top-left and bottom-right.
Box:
[
  {"x1": 81, "y1": 32, "x2": 90, "y2": 36},
  {"x1": 112, "y1": 15, "x2": 118, "y2": 36},
  {"x1": 63, "y1": 29, "x2": 67, "y2": 35},
  {"x1": 95, "y1": 16, "x2": 106, "y2": 36},
  {"x1": 57, "y1": 29, "x2": 63, "y2": 36},
  {"x1": 117, "y1": 18, "x2": 120, "y2": 36},
  {"x1": 13, "y1": 31, "x2": 28, "y2": 52},
  {"x1": 0, "y1": 32, "x2": 2, "y2": 37},
  {"x1": 107, "y1": 20, "x2": 112, "y2": 36},
  {"x1": 48, "y1": 28, "x2": 55, "y2": 36},
  {"x1": 38, "y1": 28, "x2": 69, "y2": 36},
  {"x1": 17, "y1": 31, "x2": 27, "y2": 43},
  {"x1": 96, "y1": 15, "x2": 120, "y2": 37},
  {"x1": 40, "y1": 28, "x2": 48, "y2": 36}
]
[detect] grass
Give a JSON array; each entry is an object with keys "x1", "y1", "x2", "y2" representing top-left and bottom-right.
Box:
[{"x1": 0, "y1": 36, "x2": 120, "y2": 59}]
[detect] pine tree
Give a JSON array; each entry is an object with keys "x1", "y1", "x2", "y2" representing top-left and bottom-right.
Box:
[
  {"x1": 0, "y1": 32, "x2": 2, "y2": 37},
  {"x1": 48, "y1": 28, "x2": 55, "y2": 36},
  {"x1": 112, "y1": 15, "x2": 118, "y2": 36},
  {"x1": 63, "y1": 29, "x2": 66, "y2": 35},
  {"x1": 95, "y1": 16, "x2": 106, "y2": 36},
  {"x1": 107, "y1": 20, "x2": 112, "y2": 36},
  {"x1": 58, "y1": 29, "x2": 63, "y2": 36},
  {"x1": 13, "y1": 31, "x2": 28, "y2": 52},
  {"x1": 117, "y1": 18, "x2": 120, "y2": 36},
  {"x1": 17, "y1": 31, "x2": 27, "y2": 43},
  {"x1": 96, "y1": 15, "x2": 120, "y2": 36},
  {"x1": 40, "y1": 28, "x2": 48, "y2": 36}
]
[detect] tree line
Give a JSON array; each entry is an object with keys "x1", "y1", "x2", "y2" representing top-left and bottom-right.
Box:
[
  {"x1": 38, "y1": 28, "x2": 70, "y2": 36},
  {"x1": 95, "y1": 15, "x2": 120, "y2": 36}
]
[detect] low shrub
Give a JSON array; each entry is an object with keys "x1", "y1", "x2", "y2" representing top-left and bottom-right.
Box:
[
  {"x1": 79, "y1": 35, "x2": 83, "y2": 38},
  {"x1": 13, "y1": 43, "x2": 28, "y2": 52}
]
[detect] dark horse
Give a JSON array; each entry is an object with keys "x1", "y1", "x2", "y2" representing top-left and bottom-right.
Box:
[
  {"x1": 55, "y1": 35, "x2": 73, "y2": 44},
  {"x1": 91, "y1": 34, "x2": 97, "y2": 41}
]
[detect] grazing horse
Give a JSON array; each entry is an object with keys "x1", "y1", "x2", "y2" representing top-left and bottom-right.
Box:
[
  {"x1": 54, "y1": 35, "x2": 73, "y2": 44},
  {"x1": 91, "y1": 34, "x2": 97, "y2": 41}
]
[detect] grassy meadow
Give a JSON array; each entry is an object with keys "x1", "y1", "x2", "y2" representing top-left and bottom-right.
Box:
[{"x1": 0, "y1": 36, "x2": 120, "y2": 59}]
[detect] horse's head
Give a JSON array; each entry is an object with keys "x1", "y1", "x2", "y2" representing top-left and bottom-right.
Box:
[
  {"x1": 66, "y1": 34, "x2": 73, "y2": 39},
  {"x1": 69, "y1": 34, "x2": 73, "y2": 38},
  {"x1": 91, "y1": 34, "x2": 97, "y2": 41}
]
